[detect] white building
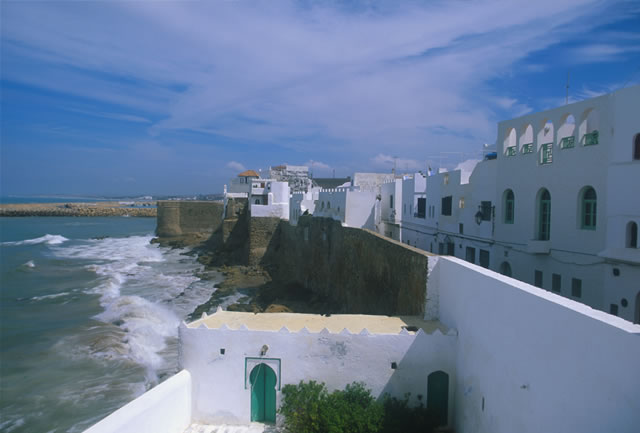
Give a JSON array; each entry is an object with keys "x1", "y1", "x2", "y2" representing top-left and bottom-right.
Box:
[
  {"x1": 313, "y1": 186, "x2": 378, "y2": 230},
  {"x1": 395, "y1": 85, "x2": 640, "y2": 323},
  {"x1": 83, "y1": 255, "x2": 640, "y2": 433},
  {"x1": 249, "y1": 178, "x2": 290, "y2": 220}
]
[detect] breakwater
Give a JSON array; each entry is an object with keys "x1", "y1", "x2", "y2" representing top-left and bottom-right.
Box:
[{"x1": 0, "y1": 202, "x2": 156, "y2": 217}]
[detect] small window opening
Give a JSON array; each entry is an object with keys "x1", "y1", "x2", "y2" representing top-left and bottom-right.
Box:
[
  {"x1": 571, "y1": 278, "x2": 582, "y2": 298},
  {"x1": 627, "y1": 221, "x2": 638, "y2": 248}
]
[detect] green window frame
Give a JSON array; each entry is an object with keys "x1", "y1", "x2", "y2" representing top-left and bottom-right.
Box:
[
  {"x1": 540, "y1": 143, "x2": 553, "y2": 164},
  {"x1": 581, "y1": 187, "x2": 597, "y2": 230},
  {"x1": 504, "y1": 189, "x2": 514, "y2": 224},
  {"x1": 522, "y1": 143, "x2": 533, "y2": 154},
  {"x1": 584, "y1": 130, "x2": 599, "y2": 146},
  {"x1": 538, "y1": 189, "x2": 551, "y2": 240},
  {"x1": 506, "y1": 146, "x2": 516, "y2": 156}
]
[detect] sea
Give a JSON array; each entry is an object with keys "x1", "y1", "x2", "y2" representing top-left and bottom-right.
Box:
[{"x1": 0, "y1": 215, "x2": 221, "y2": 433}]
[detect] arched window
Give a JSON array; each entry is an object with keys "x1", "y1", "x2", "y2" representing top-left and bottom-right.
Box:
[
  {"x1": 321, "y1": 201, "x2": 325, "y2": 210},
  {"x1": 504, "y1": 189, "x2": 514, "y2": 224},
  {"x1": 520, "y1": 124, "x2": 534, "y2": 154},
  {"x1": 557, "y1": 114, "x2": 576, "y2": 149},
  {"x1": 627, "y1": 221, "x2": 638, "y2": 248},
  {"x1": 327, "y1": 202, "x2": 331, "y2": 209},
  {"x1": 504, "y1": 128, "x2": 516, "y2": 156},
  {"x1": 255, "y1": 199, "x2": 260, "y2": 205},
  {"x1": 500, "y1": 261, "x2": 512, "y2": 277},
  {"x1": 581, "y1": 187, "x2": 597, "y2": 230},
  {"x1": 634, "y1": 134, "x2": 640, "y2": 160},
  {"x1": 579, "y1": 108, "x2": 599, "y2": 146},
  {"x1": 538, "y1": 189, "x2": 551, "y2": 240},
  {"x1": 538, "y1": 120, "x2": 554, "y2": 164}
]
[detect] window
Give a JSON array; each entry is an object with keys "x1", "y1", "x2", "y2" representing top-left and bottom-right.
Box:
[
  {"x1": 571, "y1": 278, "x2": 582, "y2": 298},
  {"x1": 540, "y1": 142, "x2": 553, "y2": 164},
  {"x1": 327, "y1": 202, "x2": 331, "y2": 209},
  {"x1": 552, "y1": 274, "x2": 561, "y2": 293},
  {"x1": 441, "y1": 196, "x2": 452, "y2": 216},
  {"x1": 520, "y1": 124, "x2": 533, "y2": 154},
  {"x1": 534, "y1": 270, "x2": 543, "y2": 288},
  {"x1": 459, "y1": 223, "x2": 464, "y2": 234},
  {"x1": 417, "y1": 198, "x2": 426, "y2": 218},
  {"x1": 584, "y1": 130, "x2": 599, "y2": 146},
  {"x1": 447, "y1": 242, "x2": 455, "y2": 255},
  {"x1": 558, "y1": 114, "x2": 576, "y2": 149},
  {"x1": 255, "y1": 199, "x2": 260, "y2": 204},
  {"x1": 538, "y1": 189, "x2": 551, "y2": 241},
  {"x1": 504, "y1": 190, "x2": 514, "y2": 224},
  {"x1": 444, "y1": 173, "x2": 449, "y2": 185},
  {"x1": 459, "y1": 197, "x2": 465, "y2": 208},
  {"x1": 438, "y1": 243, "x2": 444, "y2": 254},
  {"x1": 610, "y1": 304, "x2": 619, "y2": 316},
  {"x1": 480, "y1": 201, "x2": 492, "y2": 221},
  {"x1": 479, "y1": 250, "x2": 490, "y2": 268},
  {"x1": 390, "y1": 195, "x2": 394, "y2": 208},
  {"x1": 404, "y1": 204, "x2": 406, "y2": 214},
  {"x1": 581, "y1": 187, "x2": 597, "y2": 230},
  {"x1": 634, "y1": 133, "x2": 640, "y2": 160},
  {"x1": 627, "y1": 222, "x2": 638, "y2": 248},
  {"x1": 465, "y1": 247, "x2": 476, "y2": 264}
]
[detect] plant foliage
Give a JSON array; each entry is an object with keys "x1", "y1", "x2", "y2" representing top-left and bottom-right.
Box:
[{"x1": 279, "y1": 381, "x2": 437, "y2": 433}]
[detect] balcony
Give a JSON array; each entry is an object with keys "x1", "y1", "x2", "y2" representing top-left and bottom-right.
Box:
[
  {"x1": 522, "y1": 143, "x2": 533, "y2": 154},
  {"x1": 584, "y1": 130, "x2": 599, "y2": 146},
  {"x1": 506, "y1": 146, "x2": 517, "y2": 157},
  {"x1": 560, "y1": 136, "x2": 575, "y2": 149}
]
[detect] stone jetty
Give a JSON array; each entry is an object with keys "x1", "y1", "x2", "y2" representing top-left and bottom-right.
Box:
[{"x1": 0, "y1": 202, "x2": 156, "y2": 217}]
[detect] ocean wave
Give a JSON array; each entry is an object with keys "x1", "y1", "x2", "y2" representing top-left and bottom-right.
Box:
[
  {"x1": 31, "y1": 292, "x2": 71, "y2": 301},
  {"x1": 23, "y1": 260, "x2": 36, "y2": 268},
  {"x1": 2, "y1": 234, "x2": 69, "y2": 246}
]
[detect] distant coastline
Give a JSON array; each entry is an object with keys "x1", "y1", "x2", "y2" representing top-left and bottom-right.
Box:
[{"x1": 0, "y1": 201, "x2": 156, "y2": 217}]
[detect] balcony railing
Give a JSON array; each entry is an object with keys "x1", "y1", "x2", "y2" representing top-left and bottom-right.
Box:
[
  {"x1": 560, "y1": 136, "x2": 575, "y2": 149},
  {"x1": 506, "y1": 146, "x2": 516, "y2": 156},
  {"x1": 540, "y1": 143, "x2": 553, "y2": 164},
  {"x1": 584, "y1": 130, "x2": 599, "y2": 146},
  {"x1": 522, "y1": 143, "x2": 533, "y2": 154}
]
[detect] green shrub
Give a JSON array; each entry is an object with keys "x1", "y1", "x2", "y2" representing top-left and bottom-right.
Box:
[
  {"x1": 279, "y1": 382, "x2": 438, "y2": 433},
  {"x1": 279, "y1": 381, "x2": 382, "y2": 433}
]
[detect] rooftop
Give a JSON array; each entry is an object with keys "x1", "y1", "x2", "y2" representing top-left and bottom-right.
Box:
[
  {"x1": 187, "y1": 310, "x2": 448, "y2": 335},
  {"x1": 237, "y1": 170, "x2": 260, "y2": 178}
]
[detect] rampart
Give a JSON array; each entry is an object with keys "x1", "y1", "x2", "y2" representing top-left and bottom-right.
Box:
[
  {"x1": 261, "y1": 216, "x2": 430, "y2": 315},
  {"x1": 156, "y1": 201, "x2": 223, "y2": 238}
]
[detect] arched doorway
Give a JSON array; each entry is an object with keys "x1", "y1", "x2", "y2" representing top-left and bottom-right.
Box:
[
  {"x1": 500, "y1": 261, "x2": 512, "y2": 277},
  {"x1": 250, "y1": 364, "x2": 277, "y2": 422},
  {"x1": 427, "y1": 370, "x2": 449, "y2": 427}
]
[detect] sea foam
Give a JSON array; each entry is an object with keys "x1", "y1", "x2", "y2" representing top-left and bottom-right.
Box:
[{"x1": 2, "y1": 234, "x2": 69, "y2": 246}]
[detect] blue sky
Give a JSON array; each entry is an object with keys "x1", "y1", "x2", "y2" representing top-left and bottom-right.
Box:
[{"x1": 1, "y1": 0, "x2": 639, "y2": 196}]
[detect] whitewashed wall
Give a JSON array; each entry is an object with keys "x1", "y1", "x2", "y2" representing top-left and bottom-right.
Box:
[
  {"x1": 179, "y1": 324, "x2": 456, "y2": 426},
  {"x1": 82, "y1": 370, "x2": 192, "y2": 433},
  {"x1": 431, "y1": 256, "x2": 640, "y2": 433}
]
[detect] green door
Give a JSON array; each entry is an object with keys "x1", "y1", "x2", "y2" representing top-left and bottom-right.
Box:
[
  {"x1": 250, "y1": 364, "x2": 276, "y2": 423},
  {"x1": 427, "y1": 370, "x2": 449, "y2": 427}
]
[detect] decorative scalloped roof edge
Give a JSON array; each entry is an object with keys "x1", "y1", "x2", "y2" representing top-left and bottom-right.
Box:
[
  {"x1": 238, "y1": 324, "x2": 249, "y2": 331},
  {"x1": 359, "y1": 328, "x2": 370, "y2": 336},
  {"x1": 339, "y1": 328, "x2": 351, "y2": 336},
  {"x1": 299, "y1": 327, "x2": 311, "y2": 334},
  {"x1": 319, "y1": 328, "x2": 330, "y2": 335},
  {"x1": 399, "y1": 328, "x2": 410, "y2": 335},
  {"x1": 278, "y1": 326, "x2": 290, "y2": 333},
  {"x1": 216, "y1": 306, "x2": 223, "y2": 313}
]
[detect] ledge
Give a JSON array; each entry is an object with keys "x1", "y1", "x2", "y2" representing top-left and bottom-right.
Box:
[{"x1": 527, "y1": 240, "x2": 551, "y2": 254}]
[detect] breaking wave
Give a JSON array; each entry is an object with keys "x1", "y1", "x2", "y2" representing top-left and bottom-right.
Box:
[{"x1": 2, "y1": 234, "x2": 69, "y2": 246}]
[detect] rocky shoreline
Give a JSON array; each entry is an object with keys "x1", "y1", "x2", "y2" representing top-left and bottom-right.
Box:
[{"x1": 0, "y1": 202, "x2": 156, "y2": 217}]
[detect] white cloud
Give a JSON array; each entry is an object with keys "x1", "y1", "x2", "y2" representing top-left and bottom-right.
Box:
[
  {"x1": 304, "y1": 160, "x2": 331, "y2": 170},
  {"x1": 226, "y1": 161, "x2": 246, "y2": 172},
  {"x1": 371, "y1": 154, "x2": 424, "y2": 172},
  {"x1": 2, "y1": 0, "x2": 634, "y2": 173}
]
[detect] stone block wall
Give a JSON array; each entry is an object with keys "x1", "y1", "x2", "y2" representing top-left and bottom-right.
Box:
[
  {"x1": 156, "y1": 201, "x2": 223, "y2": 238},
  {"x1": 263, "y1": 216, "x2": 430, "y2": 315}
]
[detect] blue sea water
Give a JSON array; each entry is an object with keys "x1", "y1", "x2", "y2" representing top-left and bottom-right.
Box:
[{"x1": 0, "y1": 217, "x2": 219, "y2": 432}]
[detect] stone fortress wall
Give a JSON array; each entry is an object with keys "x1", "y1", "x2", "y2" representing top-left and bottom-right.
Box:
[
  {"x1": 156, "y1": 200, "x2": 430, "y2": 316},
  {"x1": 156, "y1": 200, "x2": 223, "y2": 238}
]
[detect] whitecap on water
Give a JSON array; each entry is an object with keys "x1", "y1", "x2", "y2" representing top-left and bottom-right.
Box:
[{"x1": 2, "y1": 234, "x2": 69, "y2": 246}]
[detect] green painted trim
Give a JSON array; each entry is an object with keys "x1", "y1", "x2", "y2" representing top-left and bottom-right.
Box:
[
  {"x1": 245, "y1": 357, "x2": 281, "y2": 390},
  {"x1": 522, "y1": 143, "x2": 533, "y2": 154}
]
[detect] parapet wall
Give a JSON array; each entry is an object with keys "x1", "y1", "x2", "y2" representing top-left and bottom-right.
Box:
[
  {"x1": 156, "y1": 201, "x2": 223, "y2": 238},
  {"x1": 262, "y1": 216, "x2": 430, "y2": 315}
]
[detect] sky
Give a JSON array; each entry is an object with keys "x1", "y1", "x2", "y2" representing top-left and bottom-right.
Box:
[{"x1": 1, "y1": 0, "x2": 639, "y2": 196}]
